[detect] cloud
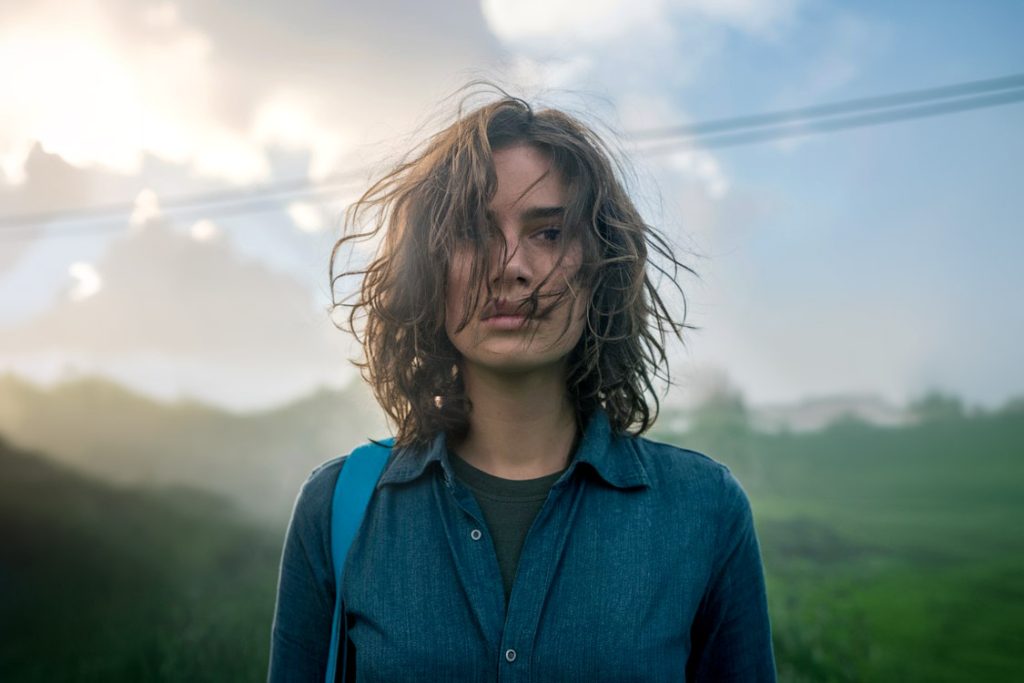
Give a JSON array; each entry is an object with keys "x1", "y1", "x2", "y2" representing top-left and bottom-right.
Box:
[
  {"x1": 189, "y1": 218, "x2": 220, "y2": 241},
  {"x1": 129, "y1": 188, "x2": 162, "y2": 227},
  {"x1": 482, "y1": 0, "x2": 801, "y2": 48},
  {"x1": 0, "y1": 0, "x2": 503, "y2": 191},
  {"x1": 674, "y1": 0, "x2": 802, "y2": 37},
  {"x1": 0, "y1": 218, "x2": 356, "y2": 408},
  {"x1": 0, "y1": 1, "x2": 269, "y2": 185},
  {"x1": 0, "y1": 144, "x2": 112, "y2": 273},
  {"x1": 478, "y1": 0, "x2": 807, "y2": 220},
  {"x1": 664, "y1": 150, "x2": 730, "y2": 200},
  {"x1": 287, "y1": 201, "x2": 326, "y2": 233},
  {"x1": 482, "y1": 0, "x2": 665, "y2": 46},
  {"x1": 68, "y1": 262, "x2": 102, "y2": 301}
]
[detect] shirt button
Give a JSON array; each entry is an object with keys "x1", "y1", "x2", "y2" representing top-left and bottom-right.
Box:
[
  {"x1": 505, "y1": 648, "x2": 517, "y2": 662},
  {"x1": 470, "y1": 528, "x2": 482, "y2": 541}
]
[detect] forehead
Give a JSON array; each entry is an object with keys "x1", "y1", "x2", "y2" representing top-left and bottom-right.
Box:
[{"x1": 490, "y1": 144, "x2": 566, "y2": 216}]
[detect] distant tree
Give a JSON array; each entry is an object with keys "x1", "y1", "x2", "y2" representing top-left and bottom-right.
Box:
[
  {"x1": 998, "y1": 395, "x2": 1024, "y2": 416},
  {"x1": 686, "y1": 371, "x2": 755, "y2": 480},
  {"x1": 690, "y1": 387, "x2": 751, "y2": 438},
  {"x1": 908, "y1": 390, "x2": 965, "y2": 422}
]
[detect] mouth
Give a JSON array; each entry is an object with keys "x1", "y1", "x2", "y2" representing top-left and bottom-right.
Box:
[
  {"x1": 481, "y1": 313, "x2": 529, "y2": 330},
  {"x1": 481, "y1": 298, "x2": 528, "y2": 320},
  {"x1": 480, "y1": 298, "x2": 532, "y2": 328}
]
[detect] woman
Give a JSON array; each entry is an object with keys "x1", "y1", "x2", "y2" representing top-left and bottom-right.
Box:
[{"x1": 269, "y1": 87, "x2": 776, "y2": 681}]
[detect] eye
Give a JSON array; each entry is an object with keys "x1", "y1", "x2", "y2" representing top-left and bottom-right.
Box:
[{"x1": 534, "y1": 226, "x2": 563, "y2": 243}]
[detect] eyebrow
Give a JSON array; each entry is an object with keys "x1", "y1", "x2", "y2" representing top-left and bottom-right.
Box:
[{"x1": 520, "y1": 206, "x2": 565, "y2": 221}]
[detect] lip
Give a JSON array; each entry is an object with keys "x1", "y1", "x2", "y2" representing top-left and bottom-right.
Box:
[
  {"x1": 479, "y1": 301, "x2": 528, "y2": 329},
  {"x1": 481, "y1": 313, "x2": 529, "y2": 330},
  {"x1": 481, "y1": 298, "x2": 528, "y2": 321}
]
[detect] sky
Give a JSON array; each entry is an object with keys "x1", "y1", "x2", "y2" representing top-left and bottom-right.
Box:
[{"x1": 0, "y1": 0, "x2": 1021, "y2": 412}]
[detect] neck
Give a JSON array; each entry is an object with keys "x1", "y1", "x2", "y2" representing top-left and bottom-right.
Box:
[{"x1": 451, "y1": 363, "x2": 579, "y2": 480}]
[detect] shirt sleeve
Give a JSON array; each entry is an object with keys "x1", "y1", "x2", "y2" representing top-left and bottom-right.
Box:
[
  {"x1": 267, "y1": 458, "x2": 344, "y2": 683},
  {"x1": 686, "y1": 466, "x2": 777, "y2": 682}
]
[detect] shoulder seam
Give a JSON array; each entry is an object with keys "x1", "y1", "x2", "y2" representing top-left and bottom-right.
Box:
[{"x1": 635, "y1": 436, "x2": 732, "y2": 473}]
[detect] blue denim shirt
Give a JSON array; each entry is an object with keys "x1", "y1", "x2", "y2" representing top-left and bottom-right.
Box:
[{"x1": 268, "y1": 410, "x2": 776, "y2": 682}]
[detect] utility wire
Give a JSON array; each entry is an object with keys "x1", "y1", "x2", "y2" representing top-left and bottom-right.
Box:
[
  {"x1": 0, "y1": 173, "x2": 367, "y2": 229},
  {"x1": 0, "y1": 184, "x2": 358, "y2": 240},
  {"x1": 2, "y1": 73, "x2": 1022, "y2": 242},
  {"x1": 628, "y1": 72, "x2": 1024, "y2": 141},
  {"x1": 639, "y1": 86, "x2": 1024, "y2": 153}
]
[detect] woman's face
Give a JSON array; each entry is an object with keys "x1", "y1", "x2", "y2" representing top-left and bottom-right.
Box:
[{"x1": 445, "y1": 144, "x2": 588, "y2": 376}]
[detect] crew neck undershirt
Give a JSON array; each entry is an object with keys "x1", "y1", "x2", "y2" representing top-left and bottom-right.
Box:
[{"x1": 447, "y1": 449, "x2": 568, "y2": 607}]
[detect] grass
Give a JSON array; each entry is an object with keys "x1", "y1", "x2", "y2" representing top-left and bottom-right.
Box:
[
  {"x1": 669, "y1": 410, "x2": 1024, "y2": 682},
  {"x1": 0, "y1": 441, "x2": 280, "y2": 682},
  {"x1": 2, "y1": 407, "x2": 1022, "y2": 681}
]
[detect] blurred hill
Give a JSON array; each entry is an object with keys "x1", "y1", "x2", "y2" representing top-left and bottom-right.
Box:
[
  {"x1": 0, "y1": 436, "x2": 279, "y2": 680},
  {"x1": 1, "y1": 373, "x2": 1022, "y2": 681},
  {"x1": 658, "y1": 391, "x2": 915, "y2": 435},
  {"x1": 0, "y1": 372, "x2": 389, "y2": 525},
  {"x1": 660, "y1": 397, "x2": 1024, "y2": 682}
]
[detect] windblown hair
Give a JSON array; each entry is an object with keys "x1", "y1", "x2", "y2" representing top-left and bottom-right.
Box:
[{"x1": 330, "y1": 83, "x2": 696, "y2": 449}]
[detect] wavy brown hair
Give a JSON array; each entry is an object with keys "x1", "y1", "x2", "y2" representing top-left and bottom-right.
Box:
[{"x1": 330, "y1": 84, "x2": 696, "y2": 449}]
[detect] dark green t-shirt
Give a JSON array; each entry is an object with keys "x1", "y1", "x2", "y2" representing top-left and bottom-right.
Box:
[{"x1": 447, "y1": 449, "x2": 567, "y2": 607}]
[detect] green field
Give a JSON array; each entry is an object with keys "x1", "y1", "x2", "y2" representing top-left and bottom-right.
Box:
[
  {"x1": 1, "y1": 406, "x2": 1021, "y2": 681},
  {"x1": 0, "y1": 442, "x2": 280, "y2": 682},
  {"x1": 668, "y1": 411, "x2": 1024, "y2": 682}
]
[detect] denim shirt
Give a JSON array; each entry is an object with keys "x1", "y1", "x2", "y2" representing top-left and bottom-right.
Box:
[{"x1": 268, "y1": 410, "x2": 776, "y2": 682}]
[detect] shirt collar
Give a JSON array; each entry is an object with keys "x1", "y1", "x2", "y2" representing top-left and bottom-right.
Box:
[{"x1": 376, "y1": 408, "x2": 650, "y2": 491}]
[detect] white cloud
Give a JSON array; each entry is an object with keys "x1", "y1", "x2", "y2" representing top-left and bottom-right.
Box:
[
  {"x1": 129, "y1": 188, "x2": 161, "y2": 228},
  {"x1": 665, "y1": 150, "x2": 730, "y2": 200},
  {"x1": 0, "y1": 1, "x2": 366, "y2": 187},
  {"x1": 504, "y1": 54, "x2": 595, "y2": 91},
  {"x1": 0, "y1": 219, "x2": 356, "y2": 408},
  {"x1": 287, "y1": 202, "x2": 326, "y2": 233},
  {"x1": 0, "y1": 0, "x2": 509, "y2": 214},
  {"x1": 0, "y1": 2, "x2": 263, "y2": 184},
  {"x1": 1, "y1": 138, "x2": 34, "y2": 185},
  {"x1": 68, "y1": 262, "x2": 102, "y2": 301},
  {"x1": 189, "y1": 218, "x2": 219, "y2": 242},
  {"x1": 482, "y1": 0, "x2": 800, "y2": 46},
  {"x1": 616, "y1": 93, "x2": 731, "y2": 203},
  {"x1": 482, "y1": 0, "x2": 664, "y2": 45},
  {"x1": 3, "y1": 218, "x2": 307, "y2": 355},
  {"x1": 481, "y1": 0, "x2": 805, "y2": 209},
  {"x1": 253, "y1": 95, "x2": 354, "y2": 182}
]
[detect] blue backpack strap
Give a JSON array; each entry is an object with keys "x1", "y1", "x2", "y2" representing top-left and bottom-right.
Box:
[{"x1": 325, "y1": 438, "x2": 394, "y2": 683}]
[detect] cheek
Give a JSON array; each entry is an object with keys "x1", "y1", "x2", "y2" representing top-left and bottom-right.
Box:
[
  {"x1": 570, "y1": 290, "x2": 589, "y2": 335},
  {"x1": 444, "y1": 259, "x2": 473, "y2": 336},
  {"x1": 560, "y1": 243, "x2": 585, "y2": 287},
  {"x1": 444, "y1": 276, "x2": 460, "y2": 335}
]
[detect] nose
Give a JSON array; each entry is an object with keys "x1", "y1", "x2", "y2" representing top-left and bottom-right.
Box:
[{"x1": 489, "y1": 231, "x2": 532, "y2": 293}]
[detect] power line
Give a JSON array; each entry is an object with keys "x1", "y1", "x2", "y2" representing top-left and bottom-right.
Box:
[
  {"x1": 628, "y1": 72, "x2": 1024, "y2": 141},
  {"x1": 0, "y1": 172, "x2": 366, "y2": 230},
  {"x1": 638, "y1": 86, "x2": 1024, "y2": 153},
  {"x1": 2, "y1": 72, "x2": 1022, "y2": 242},
  {"x1": 0, "y1": 184, "x2": 359, "y2": 241}
]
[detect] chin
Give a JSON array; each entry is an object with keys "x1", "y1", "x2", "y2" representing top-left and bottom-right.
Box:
[{"x1": 464, "y1": 345, "x2": 571, "y2": 375}]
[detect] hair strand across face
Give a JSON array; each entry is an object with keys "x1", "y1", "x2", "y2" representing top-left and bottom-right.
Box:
[{"x1": 329, "y1": 83, "x2": 698, "y2": 448}]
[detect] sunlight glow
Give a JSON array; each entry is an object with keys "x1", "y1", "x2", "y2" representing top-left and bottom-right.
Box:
[
  {"x1": 130, "y1": 188, "x2": 161, "y2": 227},
  {"x1": 0, "y1": 3, "x2": 270, "y2": 185},
  {"x1": 287, "y1": 202, "x2": 325, "y2": 233},
  {"x1": 253, "y1": 95, "x2": 354, "y2": 181},
  {"x1": 0, "y1": 23, "x2": 143, "y2": 177},
  {"x1": 68, "y1": 261, "x2": 102, "y2": 301},
  {"x1": 190, "y1": 219, "x2": 220, "y2": 242}
]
